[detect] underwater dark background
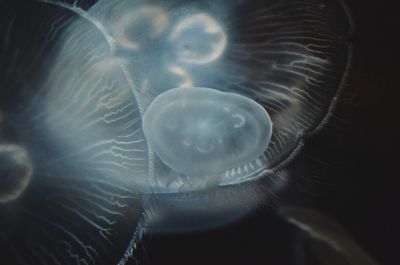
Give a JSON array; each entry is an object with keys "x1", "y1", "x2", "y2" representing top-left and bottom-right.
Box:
[
  {"x1": 0, "y1": 0, "x2": 398, "y2": 264},
  {"x1": 143, "y1": 1, "x2": 400, "y2": 264}
]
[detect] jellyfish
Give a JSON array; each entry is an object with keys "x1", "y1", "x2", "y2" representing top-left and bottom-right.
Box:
[
  {"x1": 142, "y1": 87, "x2": 273, "y2": 190},
  {"x1": 0, "y1": 144, "x2": 33, "y2": 204},
  {"x1": 169, "y1": 13, "x2": 228, "y2": 64},
  {"x1": 0, "y1": 0, "x2": 352, "y2": 264}
]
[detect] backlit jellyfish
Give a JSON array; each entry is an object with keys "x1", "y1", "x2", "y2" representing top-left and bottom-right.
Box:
[
  {"x1": 169, "y1": 13, "x2": 228, "y2": 64},
  {"x1": 111, "y1": 5, "x2": 169, "y2": 51},
  {"x1": 0, "y1": 0, "x2": 352, "y2": 264},
  {"x1": 143, "y1": 87, "x2": 273, "y2": 189},
  {"x1": 0, "y1": 144, "x2": 33, "y2": 204}
]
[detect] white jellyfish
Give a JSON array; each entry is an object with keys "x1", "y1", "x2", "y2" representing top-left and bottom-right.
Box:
[
  {"x1": 0, "y1": 144, "x2": 33, "y2": 204},
  {"x1": 169, "y1": 13, "x2": 228, "y2": 64},
  {"x1": 143, "y1": 87, "x2": 272, "y2": 185},
  {"x1": 0, "y1": 0, "x2": 352, "y2": 263},
  {"x1": 111, "y1": 5, "x2": 169, "y2": 50}
]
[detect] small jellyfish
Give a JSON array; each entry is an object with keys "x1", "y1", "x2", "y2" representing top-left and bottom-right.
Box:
[
  {"x1": 143, "y1": 87, "x2": 272, "y2": 183},
  {"x1": 169, "y1": 13, "x2": 227, "y2": 64},
  {"x1": 0, "y1": 144, "x2": 33, "y2": 204},
  {"x1": 111, "y1": 5, "x2": 169, "y2": 50}
]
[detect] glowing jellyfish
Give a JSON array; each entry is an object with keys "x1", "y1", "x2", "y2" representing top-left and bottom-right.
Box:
[
  {"x1": 169, "y1": 13, "x2": 228, "y2": 64},
  {"x1": 143, "y1": 87, "x2": 272, "y2": 187},
  {"x1": 0, "y1": 0, "x2": 352, "y2": 263},
  {"x1": 0, "y1": 144, "x2": 33, "y2": 204},
  {"x1": 111, "y1": 5, "x2": 169, "y2": 50}
]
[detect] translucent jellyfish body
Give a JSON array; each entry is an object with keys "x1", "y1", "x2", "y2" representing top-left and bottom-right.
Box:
[
  {"x1": 0, "y1": 0, "x2": 352, "y2": 263},
  {"x1": 0, "y1": 144, "x2": 33, "y2": 204},
  {"x1": 143, "y1": 87, "x2": 272, "y2": 187}
]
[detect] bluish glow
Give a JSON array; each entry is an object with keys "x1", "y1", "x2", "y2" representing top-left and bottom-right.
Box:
[{"x1": 0, "y1": 0, "x2": 351, "y2": 263}]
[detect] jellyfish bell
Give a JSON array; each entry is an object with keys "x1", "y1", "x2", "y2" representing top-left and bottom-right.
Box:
[
  {"x1": 111, "y1": 5, "x2": 169, "y2": 51},
  {"x1": 169, "y1": 13, "x2": 228, "y2": 64},
  {"x1": 143, "y1": 87, "x2": 273, "y2": 189},
  {"x1": 0, "y1": 144, "x2": 33, "y2": 204}
]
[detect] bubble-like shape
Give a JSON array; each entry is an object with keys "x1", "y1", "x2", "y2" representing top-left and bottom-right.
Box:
[
  {"x1": 0, "y1": 144, "x2": 33, "y2": 203},
  {"x1": 143, "y1": 87, "x2": 273, "y2": 179},
  {"x1": 170, "y1": 13, "x2": 227, "y2": 64},
  {"x1": 112, "y1": 5, "x2": 169, "y2": 50}
]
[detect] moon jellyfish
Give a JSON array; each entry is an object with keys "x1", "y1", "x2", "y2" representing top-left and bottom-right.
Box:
[
  {"x1": 170, "y1": 14, "x2": 228, "y2": 64},
  {"x1": 112, "y1": 5, "x2": 169, "y2": 51},
  {"x1": 0, "y1": 144, "x2": 33, "y2": 204},
  {"x1": 0, "y1": 2, "x2": 143, "y2": 265},
  {"x1": 143, "y1": 87, "x2": 273, "y2": 188},
  {"x1": 0, "y1": 0, "x2": 352, "y2": 263}
]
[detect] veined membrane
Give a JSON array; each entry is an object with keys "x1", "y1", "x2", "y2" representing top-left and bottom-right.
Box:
[
  {"x1": 0, "y1": 0, "x2": 352, "y2": 262},
  {"x1": 0, "y1": 2, "x2": 143, "y2": 265}
]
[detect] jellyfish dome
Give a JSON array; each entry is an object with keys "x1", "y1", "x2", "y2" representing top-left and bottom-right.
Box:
[
  {"x1": 0, "y1": 144, "x2": 33, "y2": 204},
  {"x1": 143, "y1": 87, "x2": 273, "y2": 188},
  {"x1": 0, "y1": 0, "x2": 352, "y2": 263}
]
